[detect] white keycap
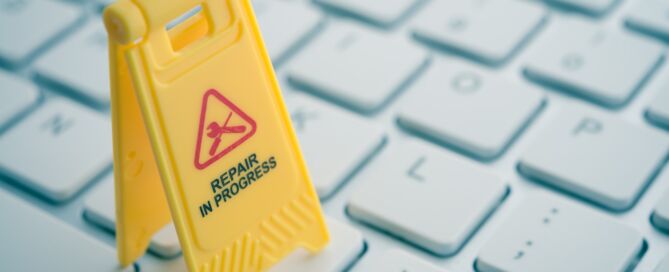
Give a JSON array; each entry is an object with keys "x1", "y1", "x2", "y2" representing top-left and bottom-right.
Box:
[
  {"x1": 270, "y1": 217, "x2": 365, "y2": 272},
  {"x1": 254, "y1": 0, "x2": 323, "y2": 65},
  {"x1": 0, "y1": 71, "x2": 39, "y2": 128},
  {"x1": 476, "y1": 192, "x2": 645, "y2": 272},
  {"x1": 348, "y1": 140, "x2": 508, "y2": 256},
  {"x1": 648, "y1": 88, "x2": 669, "y2": 129},
  {"x1": 0, "y1": 0, "x2": 80, "y2": 67},
  {"x1": 316, "y1": 0, "x2": 421, "y2": 27},
  {"x1": 652, "y1": 188, "x2": 669, "y2": 232},
  {"x1": 354, "y1": 249, "x2": 448, "y2": 272},
  {"x1": 0, "y1": 99, "x2": 112, "y2": 202},
  {"x1": 547, "y1": 0, "x2": 618, "y2": 16},
  {"x1": 656, "y1": 253, "x2": 669, "y2": 272},
  {"x1": 0, "y1": 189, "x2": 133, "y2": 272},
  {"x1": 519, "y1": 104, "x2": 669, "y2": 211},
  {"x1": 84, "y1": 176, "x2": 181, "y2": 258},
  {"x1": 398, "y1": 58, "x2": 544, "y2": 160},
  {"x1": 288, "y1": 94, "x2": 386, "y2": 199},
  {"x1": 524, "y1": 18, "x2": 664, "y2": 108},
  {"x1": 83, "y1": 177, "x2": 116, "y2": 230},
  {"x1": 411, "y1": 0, "x2": 546, "y2": 65},
  {"x1": 287, "y1": 21, "x2": 428, "y2": 113},
  {"x1": 626, "y1": 0, "x2": 669, "y2": 42},
  {"x1": 35, "y1": 20, "x2": 109, "y2": 106}
]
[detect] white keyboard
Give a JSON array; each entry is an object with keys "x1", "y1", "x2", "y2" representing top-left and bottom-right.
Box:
[{"x1": 1, "y1": 0, "x2": 668, "y2": 271}]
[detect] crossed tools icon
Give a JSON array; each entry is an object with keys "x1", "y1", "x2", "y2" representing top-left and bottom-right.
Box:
[{"x1": 206, "y1": 112, "x2": 247, "y2": 156}]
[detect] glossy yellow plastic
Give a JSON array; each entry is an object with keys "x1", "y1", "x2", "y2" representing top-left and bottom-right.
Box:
[{"x1": 103, "y1": 0, "x2": 329, "y2": 271}]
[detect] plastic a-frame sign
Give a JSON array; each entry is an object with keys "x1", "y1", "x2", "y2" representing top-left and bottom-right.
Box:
[{"x1": 102, "y1": 0, "x2": 329, "y2": 270}]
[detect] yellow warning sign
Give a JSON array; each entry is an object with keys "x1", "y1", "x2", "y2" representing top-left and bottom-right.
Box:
[{"x1": 103, "y1": 0, "x2": 329, "y2": 270}]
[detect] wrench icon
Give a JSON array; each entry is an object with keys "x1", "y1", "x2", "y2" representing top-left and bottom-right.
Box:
[{"x1": 207, "y1": 112, "x2": 247, "y2": 156}]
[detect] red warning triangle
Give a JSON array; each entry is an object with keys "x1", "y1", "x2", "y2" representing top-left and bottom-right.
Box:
[{"x1": 194, "y1": 89, "x2": 256, "y2": 170}]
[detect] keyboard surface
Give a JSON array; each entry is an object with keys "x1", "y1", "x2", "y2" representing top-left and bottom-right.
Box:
[{"x1": 1, "y1": 0, "x2": 669, "y2": 271}]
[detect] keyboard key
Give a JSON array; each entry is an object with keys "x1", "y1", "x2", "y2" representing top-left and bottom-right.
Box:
[
  {"x1": 288, "y1": 21, "x2": 428, "y2": 114},
  {"x1": 398, "y1": 58, "x2": 544, "y2": 160},
  {"x1": 519, "y1": 104, "x2": 669, "y2": 211},
  {"x1": 348, "y1": 140, "x2": 507, "y2": 256},
  {"x1": 411, "y1": 0, "x2": 546, "y2": 65},
  {"x1": 652, "y1": 188, "x2": 669, "y2": 232},
  {"x1": 0, "y1": 99, "x2": 112, "y2": 202},
  {"x1": 0, "y1": 0, "x2": 80, "y2": 67},
  {"x1": 270, "y1": 218, "x2": 365, "y2": 272},
  {"x1": 647, "y1": 88, "x2": 669, "y2": 129},
  {"x1": 547, "y1": 0, "x2": 618, "y2": 16},
  {"x1": 626, "y1": 0, "x2": 669, "y2": 42},
  {"x1": 657, "y1": 253, "x2": 669, "y2": 272},
  {"x1": 354, "y1": 249, "x2": 447, "y2": 272},
  {"x1": 0, "y1": 71, "x2": 39, "y2": 128},
  {"x1": 35, "y1": 20, "x2": 109, "y2": 106},
  {"x1": 287, "y1": 95, "x2": 386, "y2": 199},
  {"x1": 476, "y1": 192, "x2": 645, "y2": 272},
  {"x1": 524, "y1": 18, "x2": 664, "y2": 108},
  {"x1": 316, "y1": 0, "x2": 421, "y2": 27},
  {"x1": 0, "y1": 189, "x2": 133, "y2": 271},
  {"x1": 84, "y1": 176, "x2": 181, "y2": 258},
  {"x1": 254, "y1": 0, "x2": 323, "y2": 66}
]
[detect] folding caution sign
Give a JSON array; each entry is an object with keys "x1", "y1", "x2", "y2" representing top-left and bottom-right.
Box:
[{"x1": 103, "y1": 0, "x2": 329, "y2": 270}]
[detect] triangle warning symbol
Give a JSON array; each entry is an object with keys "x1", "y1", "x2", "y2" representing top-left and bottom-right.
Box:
[{"x1": 194, "y1": 89, "x2": 257, "y2": 170}]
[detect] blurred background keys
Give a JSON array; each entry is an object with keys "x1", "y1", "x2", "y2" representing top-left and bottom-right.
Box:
[
  {"x1": 253, "y1": 0, "x2": 323, "y2": 66},
  {"x1": 524, "y1": 18, "x2": 664, "y2": 108},
  {"x1": 0, "y1": 0, "x2": 80, "y2": 67},
  {"x1": 657, "y1": 254, "x2": 669, "y2": 272},
  {"x1": 411, "y1": 0, "x2": 546, "y2": 65},
  {"x1": 647, "y1": 86, "x2": 669, "y2": 129},
  {"x1": 348, "y1": 140, "x2": 507, "y2": 256},
  {"x1": 0, "y1": 189, "x2": 133, "y2": 272},
  {"x1": 35, "y1": 21, "x2": 109, "y2": 107},
  {"x1": 287, "y1": 21, "x2": 428, "y2": 114},
  {"x1": 97, "y1": 0, "x2": 112, "y2": 8},
  {"x1": 315, "y1": 0, "x2": 421, "y2": 28},
  {"x1": 476, "y1": 192, "x2": 645, "y2": 272},
  {"x1": 625, "y1": 0, "x2": 669, "y2": 42},
  {"x1": 546, "y1": 0, "x2": 619, "y2": 16},
  {"x1": 0, "y1": 71, "x2": 39, "y2": 129},
  {"x1": 652, "y1": 188, "x2": 669, "y2": 232},
  {"x1": 0, "y1": 99, "x2": 112, "y2": 202},
  {"x1": 398, "y1": 58, "x2": 544, "y2": 160},
  {"x1": 83, "y1": 176, "x2": 182, "y2": 258},
  {"x1": 519, "y1": 105, "x2": 669, "y2": 211}
]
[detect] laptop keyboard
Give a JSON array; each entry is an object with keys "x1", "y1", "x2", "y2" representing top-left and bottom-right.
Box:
[{"x1": 0, "y1": 0, "x2": 668, "y2": 271}]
